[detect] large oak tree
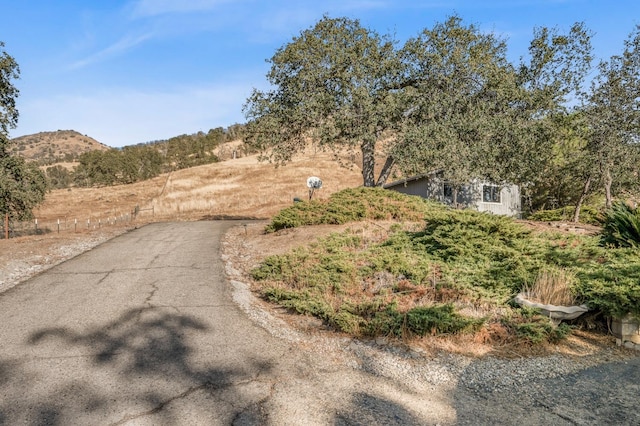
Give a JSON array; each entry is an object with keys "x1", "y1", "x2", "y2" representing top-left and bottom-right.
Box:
[
  {"x1": 243, "y1": 16, "x2": 402, "y2": 187},
  {"x1": 244, "y1": 16, "x2": 592, "y2": 192},
  {"x1": 394, "y1": 18, "x2": 592, "y2": 205},
  {"x1": 577, "y1": 26, "x2": 640, "y2": 214},
  {"x1": 0, "y1": 42, "x2": 46, "y2": 226}
]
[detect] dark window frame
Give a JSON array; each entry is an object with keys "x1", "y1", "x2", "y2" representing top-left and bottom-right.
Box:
[
  {"x1": 443, "y1": 183, "x2": 453, "y2": 199},
  {"x1": 482, "y1": 185, "x2": 501, "y2": 203}
]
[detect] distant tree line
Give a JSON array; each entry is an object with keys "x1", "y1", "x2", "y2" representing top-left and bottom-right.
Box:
[{"x1": 44, "y1": 125, "x2": 247, "y2": 189}]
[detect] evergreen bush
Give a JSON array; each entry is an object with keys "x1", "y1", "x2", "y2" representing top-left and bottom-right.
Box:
[{"x1": 601, "y1": 202, "x2": 640, "y2": 248}]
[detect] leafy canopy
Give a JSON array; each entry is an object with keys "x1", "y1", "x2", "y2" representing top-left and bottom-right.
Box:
[
  {"x1": 580, "y1": 25, "x2": 640, "y2": 209},
  {"x1": 395, "y1": 19, "x2": 592, "y2": 192},
  {"x1": 244, "y1": 16, "x2": 401, "y2": 187},
  {"x1": 0, "y1": 42, "x2": 46, "y2": 221},
  {"x1": 244, "y1": 16, "x2": 593, "y2": 191}
]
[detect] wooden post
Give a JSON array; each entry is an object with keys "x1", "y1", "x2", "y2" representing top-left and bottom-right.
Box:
[{"x1": 4, "y1": 213, "x2": 8, "y2": 240}]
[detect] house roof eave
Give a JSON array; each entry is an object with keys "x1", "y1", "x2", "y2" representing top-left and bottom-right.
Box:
[{"x1": 382, "y1": 169, "x2": 443, "y2": 189}]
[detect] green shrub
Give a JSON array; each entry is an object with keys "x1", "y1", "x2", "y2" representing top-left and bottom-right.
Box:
[
  {"x1": 528, "y1": 205, "x2": 603, "y2": 225},
  {"x1": 405, "y1": 210, "x2": 539, "y2": 298},
  {"x1": 254, "y1": 187, "x2": 640, "y2": 344},
  {"x1": 265, "y1": 187, "x2": 440, "y2": 232},
  {"x1": 404, "y1": 305, "x2": 483, "y2": 336},
  {"x1": 511, "y1": 320, "x2": 571, "y2": 344},
  {"x1": 601, "y1": 202, "x2": 640, "y2": 248},
  {"x1": 574, "y1": 250, "x2": 640, "y2": 319},
  {"x1": 251, "y1": 255, "x2": 290, "y2": 281},
  {"x1": 263, "y1": 287, "x2": 334, "y2": 319},
  {"x1": 363, "y1": 304, "x2": 482, "y2": 337},
  {"x1": 329, "y1": 311, "x2": 363, "y2": 334}
]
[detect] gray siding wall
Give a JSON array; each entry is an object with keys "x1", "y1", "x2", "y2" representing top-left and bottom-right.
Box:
[
  {"x1": 387, "y1": 177, "x2": 521, "y2": 218},
  {"x1": 390, "y1": 179, "x2": 442, "y2": 199},
  {"x1": 472, "y1": 182, "x2": 521, "y2": 217}
]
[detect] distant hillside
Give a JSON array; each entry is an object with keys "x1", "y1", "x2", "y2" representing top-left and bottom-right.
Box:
[{"x1": 10, "y1": 130, "x2": 110, "y2": 164}]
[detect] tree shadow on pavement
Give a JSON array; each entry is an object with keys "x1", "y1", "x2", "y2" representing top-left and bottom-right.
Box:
[
  {"x1": 28, "y1": 307, "x2": 211, "y2": 380},
  {"x1": 0, "y1": 307, "x2": 273, "y2": 425},
  {"x1": 334, "y1": 392, "x2": 427, "y2": 425}
]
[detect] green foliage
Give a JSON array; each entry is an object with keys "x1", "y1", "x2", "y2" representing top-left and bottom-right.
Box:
[
  {"x1": 246, "y1": 15, "x2": 593, "y2": 190},
  {"x1": 507, "y1": 317, "x2": 572, "y2": 344},
  {"x1": 244, "y1": 15, "x2": 400, "y2": 187},
  {"x1": 45, "y1": 165, "x2": 72, "y2": 189},
  {"x1": 263, "y1": 285, "x2": 481, "y2": 337},
  {"x1": 0, "y1": 42, "x2": 19, "y2": 139},
  {"x1": 601, "y1": 202, "x2": 640, "y2": 248},
  {"x1": 265, "y1": 187, "x2": 439, "y2": 232},
  {"x1": 263, "y1": 287, "x2": 334, "y2": 318},
  {"x1": 0, "y1": 152, "x2": 47, "y2": 220},
  {"x1": 71, "y1": 128, "x2": 233, "y2": 188},
  {"x1": 245, "y1": 14, "x2": 640, "y2": 213},
  {"x1": 574, "y1": 248, "x2": 640, "y2": 319},
  {"x1": 394, "y1": 16, "x2": 558, "y2": 188},
  {"x1": 224, "y1": 123, "x2": 245, "y2": 142},
  {"x1": 364, "y1": 304, "x2": 482, "y2": 337},
  {"x1": 528, "y1": 205, "x2": 603, "y2": 225},
  {"x1": 403, "y1": 211, "x2": 539, "y2": 299},
  {"x1": 254, "y1": 187, "x2": 640, "y2": 343},
  {"x1": 523, "y1": 113, "x2": 594, "y2": 214},
  {"x1": 580, "y1": 26, "x2": 640, "y2": 208},
  {"x1": 0, "y1": 43, "x2": 47, "y2": 220}
]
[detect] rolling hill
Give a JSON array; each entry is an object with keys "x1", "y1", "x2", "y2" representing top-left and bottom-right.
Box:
[
  {"x1": 10, "y1": 130, "x2": 110, "y2": 163},
  {"x1": 8, "y1": 128, "x2": 364, "y2": 223},
  {"x1": 34, "y1": 146, "x2": 364, "y2": 222}
]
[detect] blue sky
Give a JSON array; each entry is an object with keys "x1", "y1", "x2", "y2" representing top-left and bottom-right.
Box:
[{"x1": 3, "y1": 0, "x2": 639, "y2": 147}]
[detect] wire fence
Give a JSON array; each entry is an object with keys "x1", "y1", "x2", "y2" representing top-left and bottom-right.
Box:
[{"x1": 1, "y1": 206, "x2": 155, "y2": 239}]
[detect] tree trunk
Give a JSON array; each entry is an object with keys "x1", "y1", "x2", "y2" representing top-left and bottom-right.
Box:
[
  {"x1": 375, "y1": 156, "x2": 395, "y2": 187},
  {"x1": 361, "y1": 139, "x2": 376, "y2": 187},
  {"x1": 573, "y1": 175, "x2": 592, "y2": 223},
  {"x1": 604, "y1": 165, "x2": 613, "y2": 209}
]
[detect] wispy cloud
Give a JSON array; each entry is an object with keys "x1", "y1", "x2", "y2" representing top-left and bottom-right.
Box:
[
  {"x1": 69, "y1": 32, "x2": 155, "y2": 70},
  {"x1": 130, "y1": 0, "x2": 236, "y2": 18}
]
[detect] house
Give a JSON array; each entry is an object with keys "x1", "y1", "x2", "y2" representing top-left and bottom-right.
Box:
[{"x1": 383, "y1": 172, "x2": 521, "y2": 218}]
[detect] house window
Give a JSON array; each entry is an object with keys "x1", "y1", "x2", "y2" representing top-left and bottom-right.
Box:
[
  {"x1": 443, "y1": 183, "x2": 453, "y2": 200},
  {"x1": 482, "y1": 185, "x2": 501, "y2": 203}
]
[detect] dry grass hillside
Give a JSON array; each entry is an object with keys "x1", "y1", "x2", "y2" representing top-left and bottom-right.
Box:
[
  {"x1": 34, "y1": 145, "x2": 364, "y2": 224},
  {"x1": 11, "y1": 130, "x2": 110, "y2": 163},
  {"x1": 1, "y1": 142, "x2": 363, "y2": 292}
]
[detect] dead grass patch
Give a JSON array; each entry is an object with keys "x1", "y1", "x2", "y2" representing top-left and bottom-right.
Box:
[{"x1": 522, "y1": 267, "x2": 579, "y2": 306}]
